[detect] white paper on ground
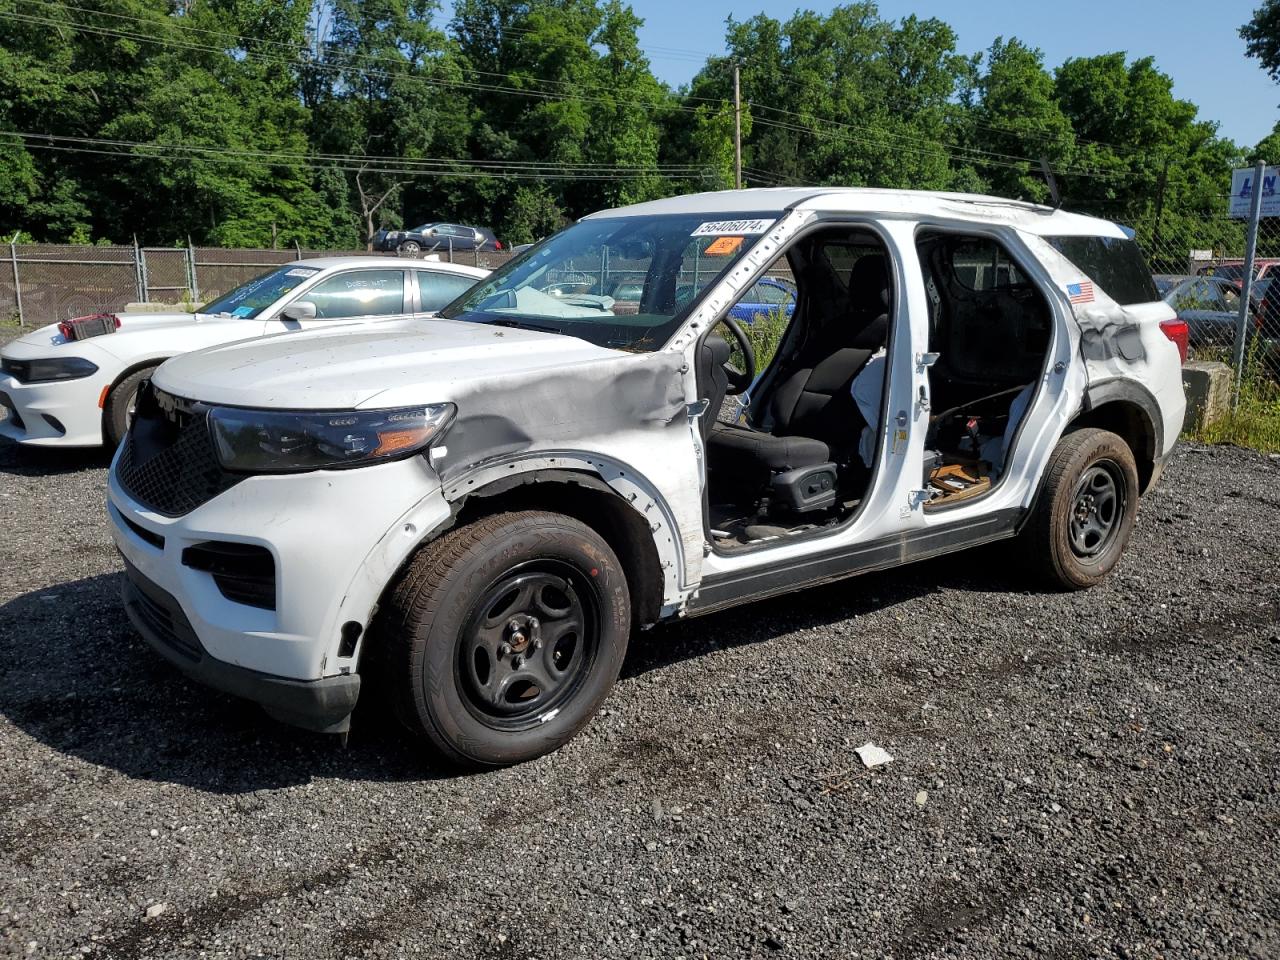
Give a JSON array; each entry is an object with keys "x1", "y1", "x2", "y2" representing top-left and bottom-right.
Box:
[{"x1": 855, "y1": 742, "x2": 894, "y2": 769}]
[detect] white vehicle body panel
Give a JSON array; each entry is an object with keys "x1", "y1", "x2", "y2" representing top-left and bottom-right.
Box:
[
  {"x1": 105, "y1": 188, "x2": 1186, "y2": 728},
  {"x1": 0, "y1": 258, "x2": 487, "y2": 447}
]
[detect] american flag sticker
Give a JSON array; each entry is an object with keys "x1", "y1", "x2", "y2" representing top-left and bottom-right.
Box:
[{"x1": 1066, "y1": 280, "x2": 1095, "y2": 304}]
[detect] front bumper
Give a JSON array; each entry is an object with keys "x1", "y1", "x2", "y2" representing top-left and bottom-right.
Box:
[
  {"x1": 122, "y1": 558, "x2": 361, "y2": 732},
  {"x1": 0, "y1": 371, "x2": 108, "y2": 446},
  {"x1": 108, "y1": 452, "x2": 453, "y2": 729}
]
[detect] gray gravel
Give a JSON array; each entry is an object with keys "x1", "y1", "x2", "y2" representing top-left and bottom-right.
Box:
[{"x1": 1, "y1": 431, "x2": 1278, "y2": 959}]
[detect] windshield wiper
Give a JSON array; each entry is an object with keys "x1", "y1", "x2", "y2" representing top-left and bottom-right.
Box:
[{"x1": 484, "y1": 318, "x2": 565, "y2": 336}]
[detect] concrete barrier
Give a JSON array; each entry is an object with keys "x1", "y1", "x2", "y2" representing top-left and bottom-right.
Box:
[
  {"x1": 124, "y1": 302, "x2": 191, "y2": 314},
  {"x1": 1181, "y1": 360, "x2": 1232, "y2": 431}
]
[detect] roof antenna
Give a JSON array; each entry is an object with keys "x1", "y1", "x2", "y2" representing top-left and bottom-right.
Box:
[{"x1": 1039, "y1": 156, "x2": 1062, "y2": 210}]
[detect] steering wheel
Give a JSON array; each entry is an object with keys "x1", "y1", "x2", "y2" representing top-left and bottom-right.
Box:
[{"x1": 717, "y1": 315, "x2": 756, "y2": 395}]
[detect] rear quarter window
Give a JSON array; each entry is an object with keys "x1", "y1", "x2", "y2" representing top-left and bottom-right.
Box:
[{"x1": 1047, "y1": 236, "x2": 1159, "y2": 306}]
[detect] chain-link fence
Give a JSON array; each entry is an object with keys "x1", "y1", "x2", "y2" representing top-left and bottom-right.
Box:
[
  {"x1": 1132, "y1": 204, "x2": 1280, "y2": 451},
  {"x1": 0, "y1": 242, "x2": 515, "y2": 327}
]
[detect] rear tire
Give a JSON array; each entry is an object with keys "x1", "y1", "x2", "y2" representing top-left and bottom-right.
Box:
[
  {"x1": 103, "y1": 365, "x2": 157, "y2": 448},
  {"x1": 376, "y1": 511, "x2": 630, "y2": 768},
  {"x1": 1020, "y1": 427, "x2": 1139, "y2": 590}
]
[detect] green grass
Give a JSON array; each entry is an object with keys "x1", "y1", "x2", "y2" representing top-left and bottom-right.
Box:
[
  {"x1": 728, "y1": 306, "x2": 792, "y2": 374},
  {"x1": 1186, "y1": 347, "x2": 1280, "y2": 454}
]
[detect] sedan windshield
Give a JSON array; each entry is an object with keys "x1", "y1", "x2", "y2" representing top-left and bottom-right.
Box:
[
  {"x1": 441, "y1": 212, "x2": 778, "y2": 351},
  {"x1": 200, "y1": 264, "x2": 322, "y2": 319}
]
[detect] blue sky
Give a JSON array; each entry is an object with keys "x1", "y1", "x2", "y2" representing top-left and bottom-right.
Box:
[{"x1": 621, "y1": 0, "x2": 1276, "y2": 148}]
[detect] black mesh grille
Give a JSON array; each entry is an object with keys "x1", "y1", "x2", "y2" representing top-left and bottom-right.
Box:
[{"x1": 115, "y1": 383, "x2": 244, "y2": 517}]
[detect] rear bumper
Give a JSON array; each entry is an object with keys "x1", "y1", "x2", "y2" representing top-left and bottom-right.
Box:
[{"x1": 121, "y1": 557, "x2": 361, "y2": 732}]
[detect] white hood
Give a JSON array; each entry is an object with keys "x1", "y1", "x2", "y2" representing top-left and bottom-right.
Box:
[
  {"x1": 9, "y1": 311, "x2": 264, "y2": 362},
  {"x1": 150, "y1": 318, "x2": 624, "y2": 409}
]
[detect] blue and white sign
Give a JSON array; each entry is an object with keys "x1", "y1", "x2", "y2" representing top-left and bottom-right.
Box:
[{"x1": 1229, "y1": 166, "x2": 1279, "y2": 218}]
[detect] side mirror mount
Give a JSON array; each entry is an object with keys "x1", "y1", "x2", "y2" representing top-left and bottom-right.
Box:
[{"x1": 280, "y1": 301, "x2": 317, "y2": 321}]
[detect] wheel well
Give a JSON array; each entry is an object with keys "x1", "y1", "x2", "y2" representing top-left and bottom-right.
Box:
[
  {"x1": 100, "y1": 359, "x2": 165, "y2": 427},
  {"x1": 452, "y1": 471, "x2": 667, "y2": 628},
  {"x1": 1067, "y1": 400, "x2": 1157, "y2": 492}
]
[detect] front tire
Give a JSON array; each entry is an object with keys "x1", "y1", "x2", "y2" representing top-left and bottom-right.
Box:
[
  {"x1": 1020, "y1": 427, "x2": 1139, "y2": 590},
  {"x1": 377, "y1": 511, "x2": 631, "y2": 768},
  {"x1": 398, "y1": 240, "x2": 421, "y2": 255},
  {"x1": 103, "y1": 365, "x2": 157, "y2": 448}
]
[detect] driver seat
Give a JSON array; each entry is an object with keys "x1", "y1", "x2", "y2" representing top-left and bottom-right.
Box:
[{"x1": 706, "y1": 254, "x2": 891, "y2": 511}]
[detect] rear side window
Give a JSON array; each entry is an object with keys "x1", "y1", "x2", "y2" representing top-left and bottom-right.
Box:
[
  {"x1": 1047, "y1": 236, "x2": 1159, "y2": 305},
  {"x1": 417, "y1": 270, "x2": 477, "y2": 312}
]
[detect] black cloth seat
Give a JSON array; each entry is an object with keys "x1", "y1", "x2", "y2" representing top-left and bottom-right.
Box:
[
  {"x1": 706, "y1": 423, "x2": 830, "y2": 472},
  {"x1": 707, "y1": 254, "x2": 890, "y2": 491}
]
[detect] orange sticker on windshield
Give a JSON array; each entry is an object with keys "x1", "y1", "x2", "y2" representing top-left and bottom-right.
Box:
[{"x1": 704, "y1": 236, "x2": 744, "y2": 256}]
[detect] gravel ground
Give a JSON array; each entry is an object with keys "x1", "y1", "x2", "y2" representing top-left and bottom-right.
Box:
[{"x1": 1, "y1": 430, "x2": 1278, "y2": 959}]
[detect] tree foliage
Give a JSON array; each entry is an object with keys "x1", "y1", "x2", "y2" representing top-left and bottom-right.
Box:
[{"x1": 0, "y1": 0, "x2": 1260, "y2": 247}]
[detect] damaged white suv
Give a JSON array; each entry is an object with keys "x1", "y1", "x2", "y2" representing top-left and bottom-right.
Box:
[{"x1": 107, "y1": 189, "x2": 1186, "y2": 767}]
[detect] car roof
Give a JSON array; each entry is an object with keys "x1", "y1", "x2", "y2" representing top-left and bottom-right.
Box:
[
  {"x1": 583, "y1": 187, "x2": 1128, "y2": 238},
  {"x1": 291, "y1": 256, "x2": 488, "y2": 277}
]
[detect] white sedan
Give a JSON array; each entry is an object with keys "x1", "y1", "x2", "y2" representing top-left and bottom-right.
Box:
[{"x1": 0, "y1": 256, "x2": 488, "y2": 448}]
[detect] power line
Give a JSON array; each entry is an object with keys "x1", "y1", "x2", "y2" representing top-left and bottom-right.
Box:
[{"x1": 3, "y1": 133, "x2": 713, "y2": 181}]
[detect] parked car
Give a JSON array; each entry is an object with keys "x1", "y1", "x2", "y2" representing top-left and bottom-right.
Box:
[
  {"x1": 1195, "y1": 258, "x2": 1280, "y2": 283},
  {"x1": 0, "y1": 257, "x2": 488, "y2": 448},
  {"x1": 373, "y1": 223, "x2": 502, "y2": 254},
  {"x1": 1158, "y1": 274, "x2": 1250, "y2": 349},
  {"x1": 728, "y1": 276, "x2": 797, "y2": 325},
  {"x1": 108, "y1": 188, "x2": 1184, "y2": 767}
]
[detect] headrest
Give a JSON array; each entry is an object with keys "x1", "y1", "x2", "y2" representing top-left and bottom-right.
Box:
[
  {"x1": 851, "y1": 313, "x2": 888, "y2": 351},
  {"x1": 849, "y1": 254, "x2": 890, "y2": 315}
]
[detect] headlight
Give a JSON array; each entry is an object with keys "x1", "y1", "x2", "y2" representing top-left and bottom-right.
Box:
[
  {"x1": 1, "y1": 356, "x2": 99, "y2": 383},
  {"x1": 209, "y1": 403, "x2": 455, "y2": 473}
]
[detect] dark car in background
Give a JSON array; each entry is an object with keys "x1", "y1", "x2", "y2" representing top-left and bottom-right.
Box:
[
  {"x1": 373, "y1": 223, "x2": 503, "y2": 254},
  {"x1": 1157, "y1": 274, "x2": 1252, "y2": 349},
  {"x1": 1194, "y1": 258, "x2": 1280, "y2": 283}
]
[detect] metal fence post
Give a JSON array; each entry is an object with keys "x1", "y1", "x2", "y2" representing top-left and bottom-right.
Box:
[
  {"x1": 295, "y1": 241, "x2": 303, "y2": 261},
  {"x1": 1232, "y1": 159, "x2": 1266, "y2": 409},
  {"x1": 132, "y1": 235, "x2": 145, "y2": 303},
  {"x1": 9, "y1": 234, "x2": 23, "y2": 327},
  {"x1": 187, "y1": 236, "x2": 199, "y2": 304}
]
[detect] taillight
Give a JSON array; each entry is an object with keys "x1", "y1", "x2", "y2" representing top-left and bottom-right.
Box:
[
  {"x1": 494, "y1": 240, "x2": 503, "y2": 250},
  {"x1": 1160, "y1": 317, "x2": 1189, "y2": 364}
]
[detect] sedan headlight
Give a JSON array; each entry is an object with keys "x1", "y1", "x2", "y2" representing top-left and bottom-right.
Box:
[
  {"x1": 209, "y1": 403, "x2": 455, "y2": 473},
  {"x1": 1, "y1": 356, "x2": 99, "y2": 383}
]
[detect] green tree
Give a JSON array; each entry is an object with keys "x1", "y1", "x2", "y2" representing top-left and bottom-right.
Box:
[
  {"x1": 1242, "y1": 1, "x2": 1280, "y2": 85},
  {"x1": 967, "y1": 37, "x2": 1075, "y2": 201},
  {"x1": 673, "y1": 5, "x2": 975, "y2": 192}
]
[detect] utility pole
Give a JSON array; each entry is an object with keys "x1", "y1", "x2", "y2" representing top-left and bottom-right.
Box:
[
  {"x1": 732, "y1": 61, "x2": 742, "y2": 190},
  {"x1": 1151, "y1": 155, "x2": 1170, "y2": 257}
]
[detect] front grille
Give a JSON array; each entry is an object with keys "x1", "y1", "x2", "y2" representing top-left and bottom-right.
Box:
[
  {"x1": 115, "y1": 383, "x2": 244, "y2": 516},
  {"x1": 121, "y1": 558, "x2": 204, "y2": 662},
  {"x1": 182, "y1": 541, "x2": 276, "y2": 610}
]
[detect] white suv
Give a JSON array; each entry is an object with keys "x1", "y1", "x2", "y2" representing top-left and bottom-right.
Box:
[{"x1": 106, "y1": 189, "x2": 1186, "y2": 767}]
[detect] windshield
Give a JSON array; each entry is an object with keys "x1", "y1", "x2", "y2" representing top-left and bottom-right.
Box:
[
  {"x1": 200, "y1": 264, "x2": 322, "y2": 319},
  {"x1": 441, "y1": 212, "x2": 779, "y2": 351}
]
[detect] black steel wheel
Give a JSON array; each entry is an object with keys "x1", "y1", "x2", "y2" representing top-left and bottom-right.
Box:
[
  {"x1": 458, "y1": 565, "x2": 599, "y2": 729},
  {"x1": 1068, "y1": 461, "x2": 1125, "y2": 560},
  {"x1": 377, "y1": 510, "x2": 630, "y2": 768}
]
